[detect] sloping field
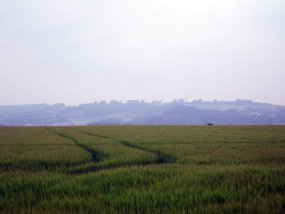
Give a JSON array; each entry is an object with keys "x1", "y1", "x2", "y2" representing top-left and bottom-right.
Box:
[
  {"x1": 0, "y1": 127, "x2": 91, "y2": 169},
  {"x1": 0, "y1": 126, "x2": 285, "y2": 213}
]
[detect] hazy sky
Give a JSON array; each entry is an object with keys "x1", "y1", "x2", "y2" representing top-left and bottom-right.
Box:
[{"x1": 1, "y1": 0, "x2": 285, "y2": 105}]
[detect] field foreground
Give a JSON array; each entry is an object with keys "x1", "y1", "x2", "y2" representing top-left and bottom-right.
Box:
[{"x1": 0, "y1": 126, "x2": 285, "y2": 213}]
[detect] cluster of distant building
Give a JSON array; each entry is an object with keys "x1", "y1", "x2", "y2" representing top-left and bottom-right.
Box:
[
  {"x1": 51, "y1": 99, "x2": 260, "y2": 108},
  {"x1": 92, "y1": 99, "x2": 256, "y2": 105},
  {"x1": 91, "y1": 99, "x2": 207, "y2": 106},
  {"x1": 93, "y1": 100, "x2": 162, "y2": 105},
  {"x1": 1, "y1": 99, "x2": 284, "y2": 126}
]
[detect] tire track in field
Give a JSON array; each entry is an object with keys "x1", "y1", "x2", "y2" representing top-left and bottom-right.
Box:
[
  {"x1": 48, "y1": 128, "x2": 159, "y2": 174},
  {"x1": 71, "y1": 129, "x2": 176, "y2": 164},
  {"x1": 47, "y1": 128, "x2": 107, "y2": 162},
  {"x1": 47, "y1": 128, "x2": 155, "y2": 175},
  {"x1": 1, "y1": 128, "x2": 104, "y2": 172},
  {"x1": 119, "y1": 140, "x2": 176, "y2": 164}
]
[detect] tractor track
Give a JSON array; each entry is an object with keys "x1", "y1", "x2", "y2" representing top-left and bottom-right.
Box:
[
  {"x1": 47, "y1": 128, "x2": 108, "y2": 162},
  {"x1": 72, "y1": 128, "x2": 176, "y2": 164},
  {"x1": 46, "y1": 127, "x2": 176, "y2": 174}
]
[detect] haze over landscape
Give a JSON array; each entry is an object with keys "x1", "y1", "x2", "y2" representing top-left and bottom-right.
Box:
[
  {"x1": 1, "y1": 99, "x2": 285, "y2": 126},
  {"x1": 1, "y1": 0, "x2": 285, "y2": 106},
  {"x1": 2, "y1": 1, "x2": 285, "y2": 213}
]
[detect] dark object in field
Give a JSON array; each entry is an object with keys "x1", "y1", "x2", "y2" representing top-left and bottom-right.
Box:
[{"x1": 207, "y1": 123, "x2": 214, "y2": 126}]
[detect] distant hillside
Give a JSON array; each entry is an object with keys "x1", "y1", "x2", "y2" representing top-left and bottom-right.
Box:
[{"x1": 0, "y1": 99, "x2": 285, "y2": 126}]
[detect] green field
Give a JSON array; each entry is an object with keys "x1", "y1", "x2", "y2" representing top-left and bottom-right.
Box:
[{"x1": 1, "y1": 126, "x2": 285, "y2": 213}]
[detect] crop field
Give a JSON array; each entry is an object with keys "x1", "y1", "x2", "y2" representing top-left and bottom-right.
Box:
[{"x1": 0, "y1": 126, "x2": 285, "y2": 213}]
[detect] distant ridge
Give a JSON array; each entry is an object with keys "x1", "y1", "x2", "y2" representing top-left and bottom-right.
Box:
[{"x1": 0, "y1": 99, "x2": 284, "y2": 126}]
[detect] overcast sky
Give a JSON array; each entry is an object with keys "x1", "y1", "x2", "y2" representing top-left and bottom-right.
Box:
[{"x1": 0, "y1": 0, "x2": 285, "y2": 105}]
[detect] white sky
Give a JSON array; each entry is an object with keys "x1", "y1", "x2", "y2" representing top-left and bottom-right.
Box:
[{"x1": 0, "y1": 0, "x2": 285, "y2": 105}]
